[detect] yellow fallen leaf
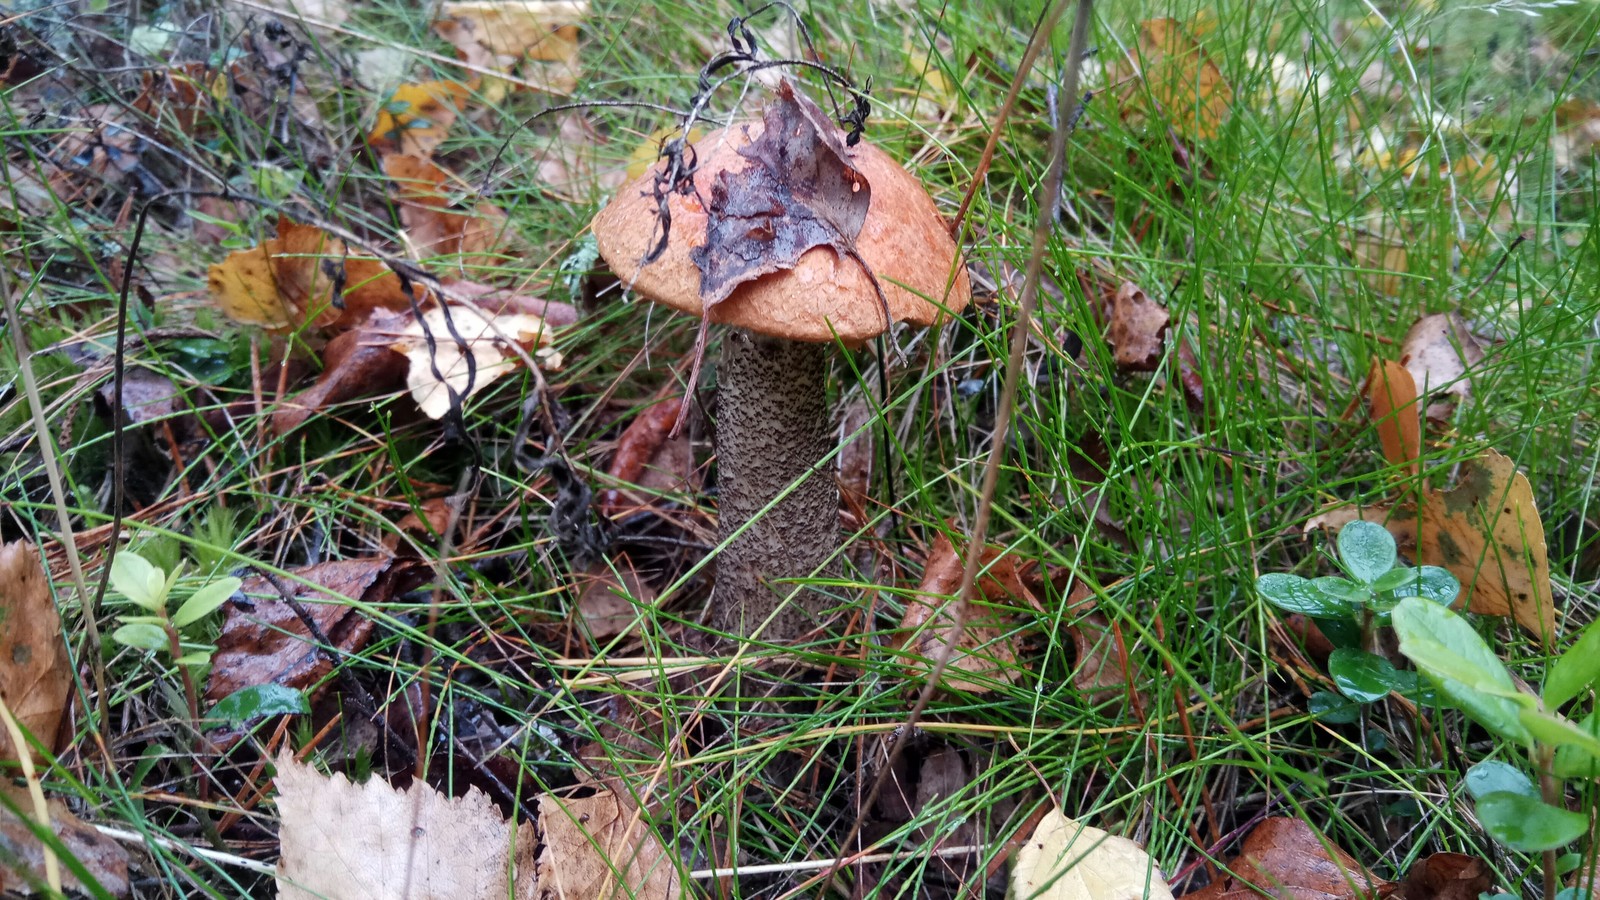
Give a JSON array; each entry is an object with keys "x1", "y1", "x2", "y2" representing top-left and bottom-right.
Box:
[
  {"x1": 1131, "y1": 18, "x2": 1232, "y2": 141},
  {"x1": 435, "y1": 1, "x2": 587, "y2": 96},
  {"x1": 368, "y1": 80, "x2": 471, "y2": 157},
  {"x1": 1012, "y1": 809, "x2": 1174, "y2": 900}
]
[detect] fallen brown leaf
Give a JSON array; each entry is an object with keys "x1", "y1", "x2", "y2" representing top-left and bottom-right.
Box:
[
  {"x1": 272, "y1": 309, "x2": 413, "y2": 436},
  {"x1": 435, "y1": 1, "x2": 587, "y2": 96},
  {"x1": 0, "y1": 784, "x2": 129, "y2": 896},
  {"x1": 1397, "y1": 852, "x2": 1491, "y2": 900},
  {"x1": 0, "y1": 542, "x2": 72, "y2": 762},
  {"x1": 1108, "y1": 280, "x2": 1169, "y2": 372},
  {"x1": 897, "y1": 533, "x2": 1041, "y2": 692},
  {"x1": 383, "y1": 155, "x2": 511, "y2": 270},
  {"x1": 275, "y1": 753, "x2": 537, "y2": 900},
  {"x1": 1129, "y1": 18, "x2": 1233, "y2": 141},
  {"x1": 207, "y1": 218, "x2": 411, "y2": 333},
  {"x1": 601, "y1": 396, "x2": 688, "y2": 518},
  {"x1": 1181, "y1": 817, "x2": 1386, "y2": 900},
  {"x1": 374, "y1": 303, "x2": 555, "y2": 420},
  {"x1": 205, "y1": 558, "x2": 425, "y2": 709},
  {"x1": 572, "y1": 553, "x2": 656, "y2": 640}
]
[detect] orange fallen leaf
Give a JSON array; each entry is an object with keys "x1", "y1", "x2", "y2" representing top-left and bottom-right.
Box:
[
  {"x1": 897, "y1": 533, "x2": 1041, "y2": 693},
  {"x1": 383, "y1": 155, "x2": 511, "y2": 271},
  {"x1": 1366, "y1": 357, "x2": 1420, "y2": 476}
]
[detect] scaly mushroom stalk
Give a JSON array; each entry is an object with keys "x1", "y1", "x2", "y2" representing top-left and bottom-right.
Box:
[{"x1": 713, "y1": 331, "x2": 836, "y2": 640}]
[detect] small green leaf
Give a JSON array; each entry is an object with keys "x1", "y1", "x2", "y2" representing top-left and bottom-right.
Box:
[
  {"x1": 118, "y1": 615, "x2": 166, "y2": 626},
  {"x1": 1557, "y1": 853, "x2": 1584, "y2": 876},
  {"x1": 1308, "y1": 690, "x2": 1361, "y2": 723},
  {"x1": 1329, "y1": 648, "x2": 1399, "y2": 702},
  {"x1": 112, "y1": 622, "x2": 168, "y2": 652},
  {"x1": 1520, "y1": 707, "x2": 1600, "y2": 760},
  {"x1": 206, "y1": 684, "x2": 310, "y2": 726},
  {"x1": 173, "y1": 651, "x2": 212, "y2": 667},
  {"x1": 1371, "y1": 566, "x2": 1417, "y2": 593},
  {"x1": 1258, "y1": 573, "x2": 1352, "y2": 617},
  {"x1": 1545, "y1": 619, "x2": 1600, "y2": 710},
  {"x1": 1313, "y1": 576, "x2": 1365, "y2": 601},
  {"x1": 1337, "y1": 520, "x2": 1397, "y2": 584},
  {"x1": 1476, "y1": 793, "x2": 1587, "y2": 852},
  {"x1": 172, "y1": 577, "x2": 241, "y2": 628},
  {"x1": 1411, "y1": 566, "x2": 1460, "y2": 605},
  {"x1": 110, "y1": 551, "x2": 166, "y2": 612},
  {"x1": 1465, "y1": 761, "x2": 1536, "y2": 800},
  {"x1": 1392, "y1": 598, "x2": 1530, "y2": 744},
  {"x1": 1553, "y1": 712, "x2": 1600, "y2": 779}
]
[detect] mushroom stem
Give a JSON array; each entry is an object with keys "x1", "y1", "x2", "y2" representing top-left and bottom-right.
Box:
[{"x1": 713, "y1": 330, "x2": 837, "y2": 641}]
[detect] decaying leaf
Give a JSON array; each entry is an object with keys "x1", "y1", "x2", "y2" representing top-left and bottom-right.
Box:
[
  {"x1": 1306, "y1": 450, "x2": 1553, "y2": 640},
  {"x1": 1127, "y1": 18, "x2": 1233, "y2": 141},
  {"x1": 897, "y1": 533, "x2": 1040, "y2": 692},
  {"x1": 435, "y1": 1, "x2": 587, "y2": 96},
  {"x1": 205, "y1": 558, "x2": 425, "y2": 711},
  {"x1": 368, "y1": 80, "x2": 472, "y2": 157},
  {"x1": 1397, "y1": 852, "x2": 1491, "y2": 900},
  {"x1": 275, "y1": 753, "x2": 537, "y2": 900},
  {"x1": 207, "y1": 218, "x2": 408, "y2": 332},
  {"x1": 1107, "y1": 281, "x2": 1169, "y2": 372},
  {"x1": 573, "y1": 553, "x2": 656, "y2": 640},
  {"x1": 1183, "y1": 817, "x2": 1386, "y2": 900},
  {"x1": 1399, "y1": 312, "x2": 1484, "y2": 421},
  {"x1": 1365, "y1": 358, "x2": 1420, "y2": 476},
  {"x1": 383, "y1": 155, "x2": 511, "y2": 270},
  {"x1": 0, "y1": 542, "x2": 72, "y2": 762},
  {"x1": 692, "y1": 79, "x2": 872, "y2": 310},
  {"x1": 535, "y1": 790, "x2": 681, "y2": 900},
  {"x1": 0, "y1": 784, "x2": 130, "y2": 897},
  {"x1": 376, "y1": 304, "x2": 554, "y2": 420},
  {"x1": 272, "y1": 309, "x2": 413, "y2": 436},
  {"x1": 600, "y1": 396, "x2": 691, "y2": 518},
  {"x1": 1011, "y1": 808, "x2": 1174, "y2": 900}
]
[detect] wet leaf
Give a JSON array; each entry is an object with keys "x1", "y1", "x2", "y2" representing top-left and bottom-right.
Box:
[
  {"x1": 692, "y1": 79, "x2": 872, "y2": 310},
  {"x1": 1011, "y1": 808, "x2": 1173, "y2": 900},
  {"x1": 205, "y1": 559, "x2": 425, "y2": 710},
  {"x1": 1107, "y1": 281, "x2": 1168, "y2": 372},
  {"x1": 1393, "y1": 598, "x2": 1529, "y2": 744},
  {"x1": 1329, "y1": 648, "x2": 1399, "y2": 702},
  {"x1": 271, "y1": 309, "x2": 413, "y2": 436},
  {"x1": 572, "y1": 554, "x2": 656, "y2": 641},
  {"x1": 1182, "y1": 817, "x2": 1388, "y2": 900},
  {"x1": 275, "y1": 753, "x2": 538, "y2": 900},
  {"x1": 0, "y1": 784, "x2": 130, "y2": 896},
  {"x1": 1546, "y1": 619, "x2": 1600, "y2": 709},
  {"x1": 1477, "y1": 793, "x2": 1586, "y2": 852},
  {"x1": 0, "y1": 542, "x2": 73, "y2": 762},
  {"x1": 205, "y1": 684, "x2": 309, "y2": 727}
]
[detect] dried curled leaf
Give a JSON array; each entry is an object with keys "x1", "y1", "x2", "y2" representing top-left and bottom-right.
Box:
[{"x1": 378, "y1": 304, "x2": 554, "y2": 419}]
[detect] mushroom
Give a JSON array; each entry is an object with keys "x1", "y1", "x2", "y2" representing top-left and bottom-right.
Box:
[{"x1": 592, "y1": 85, "x2": 971, "y2": 642}]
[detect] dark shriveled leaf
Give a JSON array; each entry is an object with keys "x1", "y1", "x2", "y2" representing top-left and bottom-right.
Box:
[{"x1": 691, "y1": 80, "x2": 873, "y2": 310}]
